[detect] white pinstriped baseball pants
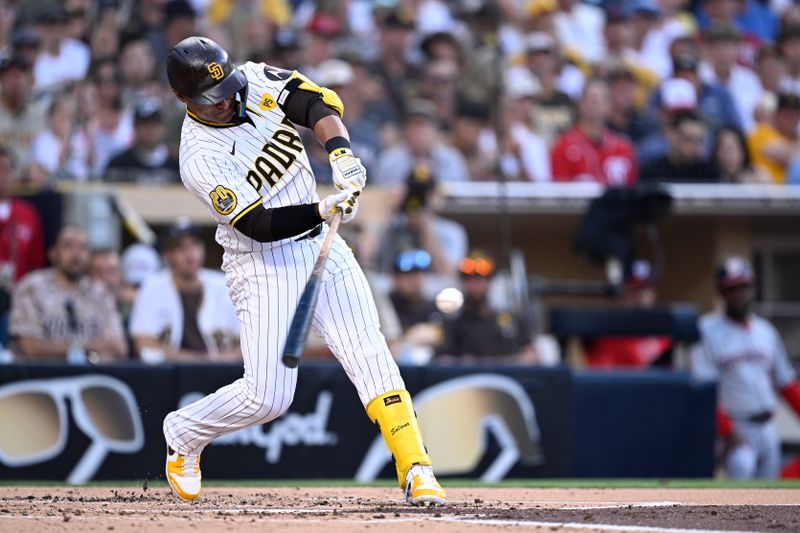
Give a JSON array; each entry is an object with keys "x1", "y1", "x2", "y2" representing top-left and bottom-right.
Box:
[{"x1": 163, "y1": 229, "x2": 404, "y2": 456}]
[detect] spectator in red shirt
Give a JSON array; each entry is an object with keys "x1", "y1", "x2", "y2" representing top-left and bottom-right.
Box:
[
  {"x1": 583, "y1": 259, "x2": 672, "y2": 368},
  {"x1": 551, "y1": 78, "x2": 638, "y2": 186},
  {"x1": 0, "y1": 143, "x2": 45, "y2": 346},
  {"x1": 0, "y1": 144, "x2": 45, "y2": 286}
]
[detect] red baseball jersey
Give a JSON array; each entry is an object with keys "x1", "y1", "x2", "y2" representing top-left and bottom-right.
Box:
[
  {"x1": 0, "y1": 198, "x2": 45, "y2": 282},
  {"x1": 550, "y1": 127, "x2": 637, "y2": 186}
]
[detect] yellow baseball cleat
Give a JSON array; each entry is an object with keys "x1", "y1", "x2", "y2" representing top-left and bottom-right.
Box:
[
  {"x1": 404, "y1": 465, "x2": 446, "y2": 506},
  {"x1": 165, "y1": 447, "x2": 202, "y2": 501}
]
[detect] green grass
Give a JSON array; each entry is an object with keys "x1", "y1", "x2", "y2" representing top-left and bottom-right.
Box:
[{"x1": 1, "y1": 479, "x2": 800, "y2": 489}]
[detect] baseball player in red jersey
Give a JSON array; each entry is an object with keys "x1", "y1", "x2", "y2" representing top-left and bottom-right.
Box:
[
  {"x1": 691, "y1": 257, "x2": 800, "y2": 478},
  {"x1": 162, "y1": 37, "x2": 445, "y2": 505},
  {"x1": 551, "y1": 78, "x2": 637, "y2": 186}
]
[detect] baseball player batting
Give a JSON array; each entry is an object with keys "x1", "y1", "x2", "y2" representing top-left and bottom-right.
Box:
[
  {"x1": 691, "y1": 257, "x2": 800, "y2": 479},
  {"x1": 162, "y1": 36, "x2": 445, "y2": 505}
]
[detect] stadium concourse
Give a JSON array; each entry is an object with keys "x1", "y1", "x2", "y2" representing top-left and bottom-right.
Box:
[{"x1": 1, "y1": 485, "x2": 800, "y2": 532}]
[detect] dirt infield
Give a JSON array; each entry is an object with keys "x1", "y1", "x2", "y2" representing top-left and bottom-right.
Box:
[{"x1": 1, "y1": 486, "x2": 799, "y2": 533}]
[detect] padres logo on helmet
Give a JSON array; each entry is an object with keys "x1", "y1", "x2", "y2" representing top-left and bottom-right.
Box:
[
  {"x1": 207, "y1": 62, "x2": 224, "y2": 80},
  {"x1": 356, "y1": 374, "x2": 543, "y2": 482}
]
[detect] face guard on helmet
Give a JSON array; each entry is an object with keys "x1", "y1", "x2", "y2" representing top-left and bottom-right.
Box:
[{"x1": 167, "y1": 36, "x2": 249, "y2": 119}]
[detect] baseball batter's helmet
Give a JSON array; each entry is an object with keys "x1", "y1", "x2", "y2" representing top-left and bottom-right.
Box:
[
  {"x1": 167, "y1": 36, "x2": 248, "y2": 117},
  {"x1": 716, "y1": 256, "x2": 754, "y2": 290}
]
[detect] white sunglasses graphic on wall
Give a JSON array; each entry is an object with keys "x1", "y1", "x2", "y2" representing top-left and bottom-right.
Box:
[{"x1": 0, "y1": 375, "x2": 144, "y2": 484}]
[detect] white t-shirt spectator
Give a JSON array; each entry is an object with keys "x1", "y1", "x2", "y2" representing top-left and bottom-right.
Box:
[
  {"x1": 700, "y1": 62, "x2": 764, "y2": 132},
  {"x1": 129, "y1": 269, "x2": 239, "y2": 363},
  {"x1": 554, "y1": 3, "x2": 606, "y2": 64},
  {"x1": 30, "y1": 128, "x2": 92, "y2": 181},
  {"x1": 501, "y1": 123, "x2": 552, "y2": 182},
  {"x1": 33, "y1": 38, "x2": 91, "y2": 91}
]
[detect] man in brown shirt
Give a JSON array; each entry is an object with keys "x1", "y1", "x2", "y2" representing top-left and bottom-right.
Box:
[{"x1": 9, "y1": 226, "x2": 126, "y2": 362}]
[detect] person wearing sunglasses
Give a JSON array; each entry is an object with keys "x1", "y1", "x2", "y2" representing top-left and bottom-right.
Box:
[
  {"x1": 438, "y1": 251, "x2": 532, "y2": 361},
  {"x1": 389, "y1": 249, "x2": 444, "y2": 365}
]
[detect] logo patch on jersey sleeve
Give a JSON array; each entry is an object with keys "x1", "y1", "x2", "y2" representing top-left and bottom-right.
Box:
[
  {"x1": 260, "y1": 93, "x2": 276, "y2": 111},
  {"x1": 207, "y1": 62, "x2": 224, "y2": 80},
  {"x1": 209, "y1": 185, "x2": 237, "y2": 215}
]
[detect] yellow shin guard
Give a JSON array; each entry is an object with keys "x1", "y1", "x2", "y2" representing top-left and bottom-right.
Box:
[{"x1": 366, "y1": 389, "x2": 431, "y2": 487}]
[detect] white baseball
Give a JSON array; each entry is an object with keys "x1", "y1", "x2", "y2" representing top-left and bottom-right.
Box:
[{"x1": 435, "y1": 287, "x2": 464, "y2": 314}]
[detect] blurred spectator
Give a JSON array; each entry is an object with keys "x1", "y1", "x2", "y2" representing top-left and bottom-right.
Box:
[
  {"x1": 374, "y1": 164, "x2": 467, "y2": 276},
  {"x1": 499, "y1": 72, "x2": 551, "y2": 182},
  {"x1": 29, "y1": 95, "x2": 92, "y2": 183},
  {"x1": 0, "y1": 145, "x2": 45, "y2": 286},
  {"x1": 756, "y1": 45, "x2": 786, "y2": 95},
  {"x1": 605, "y1": 65, "x2": 655, "y2": 144},
  {"x1": 11, "y1": 26, "x2": 42, "y2": 65},
  {"x1": 637, "y1": 77, "x2": 698, "y2": 167},
  {"x1": 712, "y1": 126, "x2": 770, "y2": 183},
  {"x1": 583, "y1": 259, "x2": 672, "y2": 368},
  {"x1": 669, "y1": 51, "x2": 743, "y2": 134},
  {"x1": 779, "y1": 25, "x2": 800, "y2": 95},
  {"x1": 119, "y1": 38, "x2": 162, "y2": 103},
  {"x1": 89, "y1": 60, "x2": 135, "y2": 178},
  {"x1": 149, "y1": 0, "x2": 198, "y2": 83},
  {"x1": 0, "y1": 144, "x2": 44, "y2": 345},
  {"x1": 641, "y1": 110, "x2": 718, "y2": 182},
  {"x1": 553, "y1": 0, "x2": 606, "y2": 64},
  {"x1": 106, "y1": 99, "x2": 180, "y2": 183},
  {"x1": 32, "y1": 6, "x2": 90, "y2": 93},
  {"x1": 8, "y1": 226, "x2": 126, "y2": 362},
  {"x1": 438, "y1": 251, "x2": 531, "y2": 360},
  {"x1": 390, "y1": 249, "x2": 439, "y2": 332},
  {"x1": 696, "y1": 0, "x2": 763, "y2": 66},
  {"x1": 389, "y1": 249, "x2": 443, "y2": 365},
  {"x1": 417, "y1": 59, "x2": 461, "y2": 129},
  {"x1": 691, "y1": 257, "x2": 800, "y2": 479},
  {"x1": 374, "y1": 99, "x2": 468, "y2": 186},
  {"x1": 129, "y1": 222, "x2": 240, "y2": 363},
  {"x1": 601, "y1": 10, "x2": 660, "y2": 107},
  {"x1": 523, "y1": 32, "x2": 576, "y2": 145},
  {"x1": 627, "y1": 0, "x2": 676, "y2": 80},
  {"x1": 89, "y1": 248, "x2": 132, "y2": 322},
  {"x1": 121, "y1": 242, "x2": 162, "y2": 290},
  {"x1": 747, "y1": 92, "x2": 800, "y2": 183},
  {"x1": 450, "y1": 99, "x2": 495, "y2": 181},
  {"x1": 700, "y1": 23, "x2": 763, "y2": 132},
  {"x1": 525, "y1": 31, "x2": 585, "y2": 102},
  {"x1": 551, "y1": 78, "x2": 637, "y2": 186},
  {"x1": 371, "y1": 9, "x2": 416, "y2": 112},
  {"x1": 0, "y1": 54, "x2": 45, "y2": 170}
]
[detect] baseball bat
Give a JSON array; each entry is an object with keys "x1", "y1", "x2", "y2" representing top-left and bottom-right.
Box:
[{"x1": 282, "y1": 210, "x2": 343, "y2": 368}]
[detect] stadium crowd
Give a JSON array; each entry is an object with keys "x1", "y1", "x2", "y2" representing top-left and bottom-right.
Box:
[{"x1": 0, "y1": 0, "x2": 797, "y2": 359}]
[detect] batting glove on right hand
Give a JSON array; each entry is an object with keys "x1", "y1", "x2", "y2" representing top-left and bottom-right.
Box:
[
  {"x1": 318, "y1": 191, "x2": 358, "y2": 223},
  {"x1": 330, "y1": 148, "x2": 366, "y2": 196}
]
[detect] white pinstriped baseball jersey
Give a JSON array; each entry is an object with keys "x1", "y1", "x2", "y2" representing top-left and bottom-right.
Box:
[
  {"x1": 178, "y1": 61, "x2": 319, "y2": 254},
  {"x1": 163, "y1": 62, "x2": 405, "y2": 458}
]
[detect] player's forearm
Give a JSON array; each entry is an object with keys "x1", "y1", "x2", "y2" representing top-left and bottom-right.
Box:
[
  {"x1": 234, "y1": 203, "x2": 323, "y2": 242},
  {"x1": 312, "y1": 115, "x2": 349, "y2": 147}
]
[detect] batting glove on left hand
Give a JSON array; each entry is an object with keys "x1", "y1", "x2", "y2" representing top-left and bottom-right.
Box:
[
  {"x1": 318, "y1": 191, "x2": 358, "y2": 223},
  {"x1": 330, "y1": 148, "x2": 366, "y2": 195}
]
